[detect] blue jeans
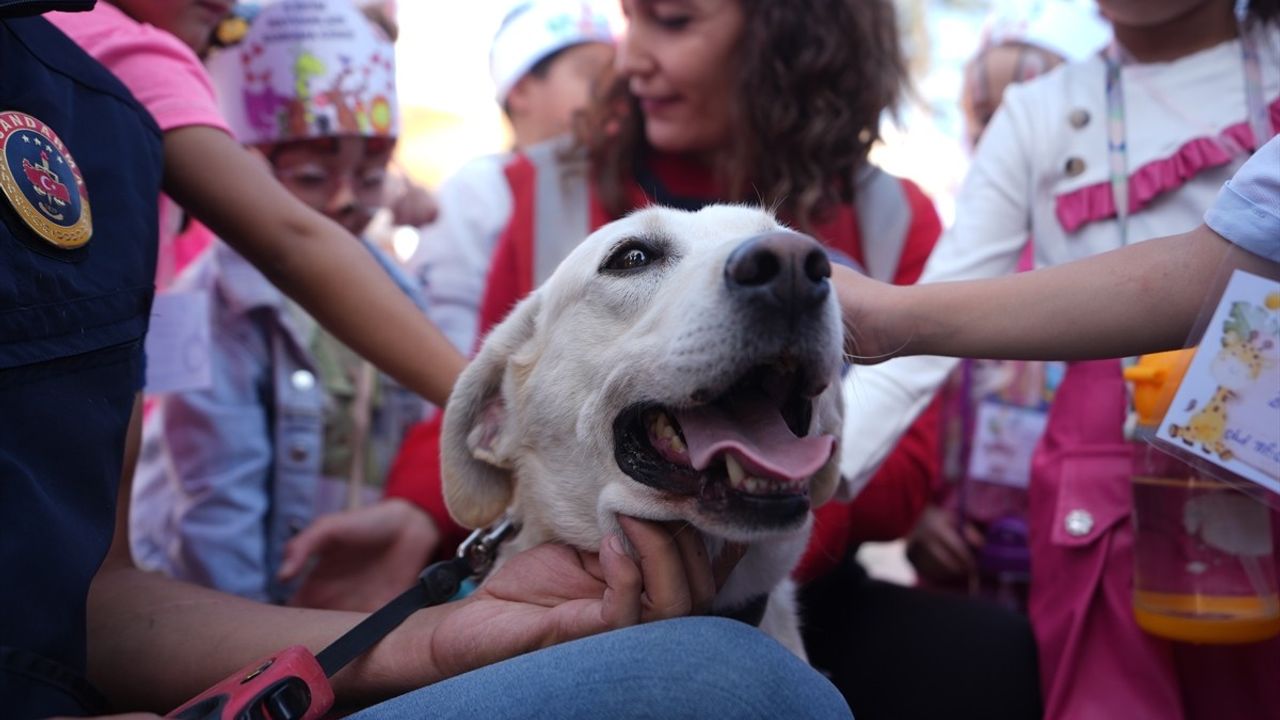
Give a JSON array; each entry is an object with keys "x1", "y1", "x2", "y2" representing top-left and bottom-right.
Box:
[{"x1": 349, "y1": 617, "x2": 851, "y2": 719}]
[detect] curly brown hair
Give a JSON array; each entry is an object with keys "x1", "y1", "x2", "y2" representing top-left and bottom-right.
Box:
[{"x1": 576, "y1": 0, "x2": 908, "y2": 230}]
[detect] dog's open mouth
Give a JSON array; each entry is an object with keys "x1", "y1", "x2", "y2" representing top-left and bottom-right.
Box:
[{"x1": 612, "y1": 363, "x2": 836, "y2": 527}]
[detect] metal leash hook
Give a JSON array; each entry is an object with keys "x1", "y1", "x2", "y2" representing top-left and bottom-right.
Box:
[
  {"x1": 458, "y1": 514, "x2": 518, "y2": 578},
  {"x1": 415, "y1": 514, "x2": 519, "y2": 603}
]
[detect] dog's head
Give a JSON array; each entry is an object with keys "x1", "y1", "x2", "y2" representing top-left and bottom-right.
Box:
[{"x1": 442, "y1": 205, "x2": 844, "y2": 548}]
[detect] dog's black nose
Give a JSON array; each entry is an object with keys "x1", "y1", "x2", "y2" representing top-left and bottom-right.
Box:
[{"x1": 724, "y1": 231, "x2": 831, "y2": 311}]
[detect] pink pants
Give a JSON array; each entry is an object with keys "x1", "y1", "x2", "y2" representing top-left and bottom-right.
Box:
[{"x1": 1028, "y1": 360, "x2": 1280, "y2": 720}]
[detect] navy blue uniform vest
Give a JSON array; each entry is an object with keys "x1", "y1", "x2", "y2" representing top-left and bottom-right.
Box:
[{"x1": 0, "y1": 4, "x2": 163, "y2": 715}]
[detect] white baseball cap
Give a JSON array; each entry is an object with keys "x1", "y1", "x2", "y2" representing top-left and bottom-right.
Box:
[
  {"x1": 490, "y1": 0, "x2": 615, "y2": 104},
  {"x1": 206, "y1": 0, "x2": 399, "y2": 146}
]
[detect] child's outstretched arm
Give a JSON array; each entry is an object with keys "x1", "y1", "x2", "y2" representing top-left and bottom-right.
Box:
[
  {"x1": 838, "y1": 224, "x2": 1276, "y2": 363},
  {"x1": 161, "y1": 126, "x2": 466, "y2": 406},
  {"x1": 842, "y1": 135, "x2": 1280, "y2": 364}
]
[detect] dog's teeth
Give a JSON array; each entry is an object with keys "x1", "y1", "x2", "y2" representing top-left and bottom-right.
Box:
[
  {"x1": 725, "y1": 454, "x2": 745, "y2": 487},
  {"x1": 651, "y1": 411, "x2": 676, "y2": 439},
  {"x1": 669, "y1": 433, "x2": 686, "y2": 454}
]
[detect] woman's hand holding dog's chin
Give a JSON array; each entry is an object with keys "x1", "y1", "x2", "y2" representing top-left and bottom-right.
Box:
[{"x1": 408, "y1": 517, "x2": 734, "y2": 683}]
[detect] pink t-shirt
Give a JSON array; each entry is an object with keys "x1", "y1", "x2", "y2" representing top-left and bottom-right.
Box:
[
  {"x1": 49, "y1": 3, "x2": 230, "y2": 285},
  {"x1": 48, "y1": 3, "x2": 230, "y2": 134}
]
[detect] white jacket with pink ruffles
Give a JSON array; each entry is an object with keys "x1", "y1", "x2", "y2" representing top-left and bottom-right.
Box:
[{"x1": 838, "y1": 22, "x2": 1280, "y2": 487}]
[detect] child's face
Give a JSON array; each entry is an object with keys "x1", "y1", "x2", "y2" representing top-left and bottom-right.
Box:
[
  {"x1": 112, "y1": 0, "x2": 233, "y2": 55},
  {"x1": 510, "y1": 42, "x2": 614, "y2": 146},
  {"x1": 266, "y1": 136, "x2": 395, "y2": 236}
]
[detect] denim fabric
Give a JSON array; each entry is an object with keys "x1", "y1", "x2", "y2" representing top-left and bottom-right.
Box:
[
  {"x1": 349, "y1": 617, "x2": 852, "y2": 719},
  {"x1": 131, "y1": 239, "x2": 425, "y2": 603}
]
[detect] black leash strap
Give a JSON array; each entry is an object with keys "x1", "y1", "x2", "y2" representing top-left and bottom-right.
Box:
[{"x1": 315, "y1": 556, "x2": 473, "y2": 678}]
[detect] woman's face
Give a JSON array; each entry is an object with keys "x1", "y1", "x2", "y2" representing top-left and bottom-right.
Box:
[
  {"x1": 111, "y1": 0, "x2": 233, "y2": 54},
  {"x1": 266, "y1": 136, "x2": 395, "y2": 236},
  {"x1": 616, "y1": 0, "x2": 745, "y2": 158}
]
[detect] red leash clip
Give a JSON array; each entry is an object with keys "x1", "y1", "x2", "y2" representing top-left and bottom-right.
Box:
[
  {"x1": 166, "y1": 646, "x2": 333, "y2": 720},
  {"x1": 164, "y1": 517, "x2": 515, "y2": 720}
]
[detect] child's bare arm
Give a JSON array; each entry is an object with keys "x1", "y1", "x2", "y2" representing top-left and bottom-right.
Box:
[
  {"x1": 160, "y1": 126, "x2": 466, "y2": 406},
  {"x1": 839, "y1": 224, "x2": 1276, "y2": 363}
]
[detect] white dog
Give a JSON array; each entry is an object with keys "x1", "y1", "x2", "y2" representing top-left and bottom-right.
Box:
[{"x1": 441, "y1": 205, "x2": 844, "y2": 657}]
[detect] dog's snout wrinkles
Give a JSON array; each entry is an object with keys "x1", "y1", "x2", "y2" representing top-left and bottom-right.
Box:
[{"x1": 724, "y1": 232, "x2": 831, "y2": 312}]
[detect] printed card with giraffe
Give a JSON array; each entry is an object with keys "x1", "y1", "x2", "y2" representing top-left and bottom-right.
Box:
[{"x1": 1157, "y1": 270, "x2": 1280, "y2": 495}]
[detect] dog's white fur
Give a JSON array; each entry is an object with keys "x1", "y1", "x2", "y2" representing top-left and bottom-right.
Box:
[{"x1": 441, "y1": 205, "x2": 844, "y2": 657}]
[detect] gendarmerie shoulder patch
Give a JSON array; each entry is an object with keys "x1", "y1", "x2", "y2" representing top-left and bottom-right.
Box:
[{"x1": 0, "y1": 110, "x2": 92, "y2": 249}]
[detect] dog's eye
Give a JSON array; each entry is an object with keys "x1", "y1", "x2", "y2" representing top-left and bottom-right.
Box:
[{"x1": 602, "y1": 242, "x2": 660, "y2": 273}]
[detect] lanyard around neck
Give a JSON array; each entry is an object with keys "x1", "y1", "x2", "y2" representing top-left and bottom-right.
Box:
[{"x1": 1103, "y1": 19, "x2": 1273, "y2": 246}]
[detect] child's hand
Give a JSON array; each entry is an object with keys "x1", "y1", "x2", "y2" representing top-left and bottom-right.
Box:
[
  {"x1": 831, "y1": 264, "x2": 912, "y2": 364},
  {"x1": 906, "y1": 504, "x2": 983, "y2": 584},
  {"x1": 280, "y1": 499, "x2": 441, "y2": 612},
  {"x1": 386, "y1": 171, "x2": 439, "y2": 227}
]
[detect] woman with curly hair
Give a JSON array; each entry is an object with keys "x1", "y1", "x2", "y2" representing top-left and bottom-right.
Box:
[
  {"x1": 581, "y1": 0, "x2": 908, "y2": 233},
  {"x1": 370, "y1": 1, "x2": 1042, "y2": 717}
]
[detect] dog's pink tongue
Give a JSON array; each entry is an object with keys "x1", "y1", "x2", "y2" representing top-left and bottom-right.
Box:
[{"x1": 673, "y1": 400, "x2": 835, "y2": 482}]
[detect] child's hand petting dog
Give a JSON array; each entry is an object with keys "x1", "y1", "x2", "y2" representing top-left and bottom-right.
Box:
[{"x1": 424, "y1": 516, "x2": 743, "y2": 680}]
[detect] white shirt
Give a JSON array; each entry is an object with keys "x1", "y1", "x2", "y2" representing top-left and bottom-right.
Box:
[
  {"x1": 408, "y1": 153, "x2": 513, "y2": 355},
  {"x1": 1206, "y1": 134, "x2": 1280, "y2": 261},
  {"x1": 839, "y1": 25, "x2": 1280, "y2": 489}
]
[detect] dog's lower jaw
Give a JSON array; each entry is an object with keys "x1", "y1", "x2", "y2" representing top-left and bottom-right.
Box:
[
  {"x1": 487, "y1": 518, "x2": 812, "y2": 664},
  {"x1": 760, "y1": 581, "x2": 809, "y2": 661},
  {"x1": 711, "y1": 529, "x2": 809, "y2": 609},
  {"x1": 486, "y1": 487, "x2": 815, "y2": 662},
  {"x1": 695, "y1": 522, "x2": 813, "y2": 664},
  {"x1": 711, "y1": 536, "x2": 811, "y2": 663}
]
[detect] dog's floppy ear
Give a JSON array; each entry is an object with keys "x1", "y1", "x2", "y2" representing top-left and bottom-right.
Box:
[{"x1": 441, "y1": 294, "x2": 542, "y2": 529}]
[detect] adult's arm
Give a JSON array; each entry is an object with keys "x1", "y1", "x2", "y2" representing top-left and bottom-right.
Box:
[
  {"x1": 161, "y1": 126, "x2": 466, "y2": 407},
  {"x1": 89, "y1": 398, "x2": 724, "y2": 712}
]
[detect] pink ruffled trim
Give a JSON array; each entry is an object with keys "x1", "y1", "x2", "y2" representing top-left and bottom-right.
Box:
[{"x1": 1055, "y1": 98, "x2": 1280, "y2": 233}]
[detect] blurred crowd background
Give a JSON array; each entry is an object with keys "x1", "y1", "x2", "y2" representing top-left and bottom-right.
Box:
[{"x1": 390, "y1": 0, "x2": 997, "y2": 263}]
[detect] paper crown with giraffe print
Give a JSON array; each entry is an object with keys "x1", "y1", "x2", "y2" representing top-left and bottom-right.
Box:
[{"x1": 206, "y1": 0, "x2": 399, "y2": 146}]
